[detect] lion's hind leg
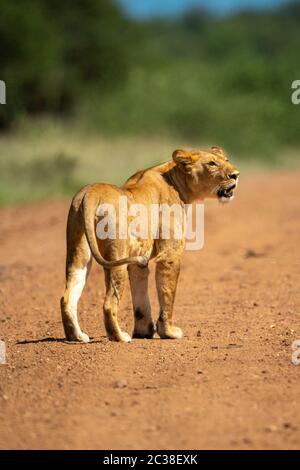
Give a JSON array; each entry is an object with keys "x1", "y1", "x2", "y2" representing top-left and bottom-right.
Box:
[
  {"x1": 60, "y1": 261, "x2": 91, "y2": 342},
  {"x1": 103, "y1": 266, "x2": 131, "y2": 342},
  {"x1": 61, "y1": 205, "x2": 91, "y2": 343}
]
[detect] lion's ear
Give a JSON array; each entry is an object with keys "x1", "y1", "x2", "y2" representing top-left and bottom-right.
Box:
[
  {"x1": 172, "y1": 149, "x2": 194, "y2": 173},
  {"x1": 211, "y1": 146, "x2": 225, "y2": 157}
]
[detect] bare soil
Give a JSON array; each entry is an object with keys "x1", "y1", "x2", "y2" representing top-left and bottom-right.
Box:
[{"x1": 0, "y1": 171, "x2": 300, "y2": 450}]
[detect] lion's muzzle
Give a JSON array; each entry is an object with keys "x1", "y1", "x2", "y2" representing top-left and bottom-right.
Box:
[{"x1": 218, "y1": 171, "x2": 239, "y2": 201}]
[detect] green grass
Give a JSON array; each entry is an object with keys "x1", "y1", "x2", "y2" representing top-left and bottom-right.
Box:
[{"x1": 0, "y1": 117, "x2": 300, "y2": 205}]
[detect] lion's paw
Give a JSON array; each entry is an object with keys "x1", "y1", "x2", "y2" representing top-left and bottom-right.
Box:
[
  {"x1": 108, "y1": 331, "x2": 132, "y2": 343},
  {"x1": 132, "y1": 322, "x2": 155, "y2": 339},
  {"x1": 157, "y1": 323, "x2": 183, "y2": 340},
  {"x1": 77, "y1": 332, "x2": 90, "y2": 343},
  {"x1": 66, "y1": 331, "x2": 90, "y2": 343},
  {"x1": 120, "y1": 331, "x2": 132, "y2": 343},
  {"x1": 166, "y1": 326, "x2": 183, "y2": 339}
]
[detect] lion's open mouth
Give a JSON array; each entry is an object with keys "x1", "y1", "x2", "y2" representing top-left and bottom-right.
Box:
[{"x1": 217, "y1": 184, "x2": 236, "y2": 202}]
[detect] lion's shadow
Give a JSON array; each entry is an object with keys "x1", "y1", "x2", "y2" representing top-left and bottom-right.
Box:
[{"x1": 17, "y1": 336, "x2": 104, "y2": 345}]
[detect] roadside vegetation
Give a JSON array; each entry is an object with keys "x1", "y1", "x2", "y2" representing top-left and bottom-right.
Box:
[{"x1": 0, "y1": 1, "x2": 299, "y2": 204}]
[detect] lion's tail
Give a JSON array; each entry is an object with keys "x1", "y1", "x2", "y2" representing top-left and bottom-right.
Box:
[{"x1": 82, "y1": 189, "x2": 148, "y2": 269}]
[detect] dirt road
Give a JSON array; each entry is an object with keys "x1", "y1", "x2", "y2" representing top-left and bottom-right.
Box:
[{"x1": 0, "y1": 172, "x2": 299, "y2": 450}]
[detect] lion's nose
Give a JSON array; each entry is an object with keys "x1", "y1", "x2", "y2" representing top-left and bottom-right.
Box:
[{"x1": 229, "y1": 171, "x2": 239, "y2": 180}]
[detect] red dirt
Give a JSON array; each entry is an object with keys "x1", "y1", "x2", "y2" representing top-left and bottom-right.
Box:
[{"x1": 0, "y1": 171, "x2": 300, "y2": 450}]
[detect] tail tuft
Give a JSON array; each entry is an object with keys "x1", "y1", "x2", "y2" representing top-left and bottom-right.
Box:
[{"x1": 136, "y1": 256, "x2": 149, "y2": 267}]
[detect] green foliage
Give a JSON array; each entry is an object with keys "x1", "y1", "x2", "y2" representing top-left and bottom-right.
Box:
[
  {"x1": 0, "y1": 151, "x2": 79, "y2": 204},
  {"x1": 0, "y1": 1, "x2": 300, "y2": 163},
  {"x1": 0, "y1": 0, "x2": 131, "y2": 127},
  {"x1": 84, "y1": 3, "x2": 300, "y2": 159}
]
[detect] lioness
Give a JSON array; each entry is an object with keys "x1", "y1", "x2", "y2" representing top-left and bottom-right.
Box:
[{"x1": 61, "y1": 146, "x2": 239, "y2": 343}]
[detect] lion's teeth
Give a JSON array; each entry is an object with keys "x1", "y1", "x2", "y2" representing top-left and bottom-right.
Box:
[{"x1": 220, "y1": 195, "x2": 234, "y2": 204}]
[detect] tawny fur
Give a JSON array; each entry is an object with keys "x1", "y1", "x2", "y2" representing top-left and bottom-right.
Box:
[{"x1": 61, "y1": 146, "x2": 239, "y2": 342}]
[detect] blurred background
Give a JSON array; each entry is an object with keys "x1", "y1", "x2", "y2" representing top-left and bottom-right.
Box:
[{"x1": 0, "y1": 0, "x2": 299, "y2": 204}]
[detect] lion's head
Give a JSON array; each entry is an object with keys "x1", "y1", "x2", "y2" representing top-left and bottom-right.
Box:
[{"x1": 172, "y1": 146, "x2": 239, "y2": 202}]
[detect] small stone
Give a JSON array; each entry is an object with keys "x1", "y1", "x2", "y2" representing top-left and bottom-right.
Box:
[
  {"x1": 113, "y1": 379, "x2": 127, "y2": 389},
  {"x1": 197, "y1": 369, "x2": 204, "y2": 374},
  {"x1": 243, "y1": 437, "x2": 252, "y2": 444},
  {"x1": 270, "y1": 324, "x2": 276, "y2": 329},
  {"x1": 265, "y1": 424, "x2": 278, "y2": 433},
  {"x1": 196, "y1": 330, "x2": 202, "y2": 337},
  {"x1": 245, "y1": 249, "x2": 255, "y2": 257},
  {"x1": 283, "y1": 422, "x2": 293, "y2": 430}
]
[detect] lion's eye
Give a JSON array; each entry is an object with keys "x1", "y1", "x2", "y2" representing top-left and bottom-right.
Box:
[{"x1": 208, "y1": 161, "x2": 217, "y2": 167}]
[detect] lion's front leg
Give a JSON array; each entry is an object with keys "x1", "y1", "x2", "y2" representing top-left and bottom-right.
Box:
[
  {"x1": 128, "y1": 265, "x2": 155, "y2": 339},
  {"x1": 155, "y1": 257, "x2": 183, "y2": 339}
]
